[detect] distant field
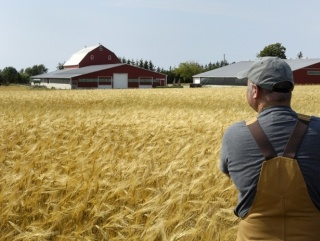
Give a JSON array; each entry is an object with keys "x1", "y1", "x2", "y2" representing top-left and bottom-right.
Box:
[{"x1": 1, "y1": 85, "x2": 319, "y2": 240}]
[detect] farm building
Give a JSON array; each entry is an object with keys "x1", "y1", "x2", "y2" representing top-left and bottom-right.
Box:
[
  {"x1": 31, "y1": 44, "x2": 167, "y2": 89},
  {"x1": 193, "y1": 58, "x2": 320, "y2": 86}
]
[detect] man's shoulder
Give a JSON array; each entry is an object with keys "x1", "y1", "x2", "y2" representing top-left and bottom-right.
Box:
[
  {"x1": 310, "y1": 115, "x2": 320, "y2": 123},
  {"x1": 309, "y1": 116, "x2": 320, "y2": 129},
  {"x1": 299, "y1": 114, "x2": 320, "y2": 128},
  {"x1": 224, "y1": 120, "x2": 248, "y2": 135}
]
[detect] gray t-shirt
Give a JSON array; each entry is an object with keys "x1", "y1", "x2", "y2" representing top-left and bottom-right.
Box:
[{"x1": 220, "y1": 106, "x2": 320, "y2": 218}]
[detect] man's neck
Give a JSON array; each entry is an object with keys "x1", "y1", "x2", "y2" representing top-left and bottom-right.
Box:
[{"x1": 257, "y1": 103, "x2": 291, "y2": 113}]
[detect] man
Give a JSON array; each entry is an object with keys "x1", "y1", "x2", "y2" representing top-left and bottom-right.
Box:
[{"x1": 220, "y1": 57, "x2": 320, "y2": 240}]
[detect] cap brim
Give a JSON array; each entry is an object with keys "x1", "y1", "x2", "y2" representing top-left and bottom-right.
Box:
[{"x1": 237, "y1": 69, "x2": 249, "y2": 79}]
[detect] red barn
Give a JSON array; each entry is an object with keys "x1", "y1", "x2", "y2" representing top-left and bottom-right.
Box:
[
  {"x1": 31, "y1": 44, "x2": 167, "y2": 89},
  {"x1": 288, "y1": 60, "x2": 320, "y2": 84}
]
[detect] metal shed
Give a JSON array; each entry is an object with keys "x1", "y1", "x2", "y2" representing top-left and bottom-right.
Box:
[{"x1": 193, "y1": 59, "x2": 320, "y2": 86}]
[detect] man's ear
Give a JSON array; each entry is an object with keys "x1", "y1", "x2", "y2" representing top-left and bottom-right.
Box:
[{"x1": 252, "y1": 84, "x2": 259, "y2": 99}]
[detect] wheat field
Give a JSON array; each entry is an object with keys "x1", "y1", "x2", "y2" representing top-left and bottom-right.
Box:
[{"x1": 1, "y1": 85, "x2": 319, "y2": 241}]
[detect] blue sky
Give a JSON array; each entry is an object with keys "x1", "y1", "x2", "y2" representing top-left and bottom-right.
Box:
[{"x1": 1, "y1": 0, "x2": 320, "y2": 72}]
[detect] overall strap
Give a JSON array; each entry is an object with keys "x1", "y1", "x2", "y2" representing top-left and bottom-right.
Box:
[
  {"x1": 246, "y1": 117, "x2": 277, "y2": 160},
  {"x1": 246, "y1": 114, "x2": 311, "y2": 160},
  {"x1": 283, "y1": 114, "x2": 311, "y2": 158}
]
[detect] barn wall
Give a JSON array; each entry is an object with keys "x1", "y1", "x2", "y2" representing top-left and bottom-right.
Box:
[
  {"x1": 193, "y1": 77, "x2": 201, "y2": 84},
  {"x1": 113, "y1": 65, "x2": 166, "y2": 80},
  {"x1": 200, "y1": 77, "x2": 246, "y2": 86},
  {"x1": 79, "y1": 46, "x2": 121, "y2": 68},
  {"x1": 293, "y1": 63, "x2": 320, "y2": 84},
  {"x1": 72, "y1": 64, "x2": 166, "y2": 88},
  {"x1": 31, "y1": 82, "x2": 72, "y2": 89},
  {"x1": 74, "y1": 80, "x2": 162, "y2": 88}
]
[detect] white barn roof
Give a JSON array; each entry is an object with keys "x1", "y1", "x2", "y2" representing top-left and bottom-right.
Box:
[
  {"x1": 32, "y1": 64, "x2": 124, "y2": 79},
  {"x1": 63, "y1": 45, "x2": 100, "y2": 66},
  {"x1": 194, "y1": 59, "x2": 320, "y2": 78}
]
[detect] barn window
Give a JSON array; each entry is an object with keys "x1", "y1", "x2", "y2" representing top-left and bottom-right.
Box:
[
  {"x1": 99, "y1": 46, "x2": 103, "y2": 51},
  {"x1": 91, "y1": 55, "x2": 94, "y2": 60},
  {"x1": 108, "y1": 55, "x2": 112, "y2": 60},
  {"x1": 308, "y1": 71, "x2": 320, "y2": 75},
  {"x1": 98, "y1": 76, "x2": 112, "y2": 86},
  {"x1": 139, "y1": 77, "x2": 153, "y2": 84}
]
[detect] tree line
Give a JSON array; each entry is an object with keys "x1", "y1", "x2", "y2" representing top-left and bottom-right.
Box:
[
  {"x1": 0, "y1": 43, "x2": 304, "y2": 85},
  {"x1": 0, "y1": 65, "x2": 48, "y2": 86},
  {"x1": 119, "y1": 57, "x2": 229, "y2": 83}
]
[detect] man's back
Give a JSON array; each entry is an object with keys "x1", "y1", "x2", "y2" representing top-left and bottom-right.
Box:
[{"x1": 220, "y1": 106, "x2": 320, "y2": 218}]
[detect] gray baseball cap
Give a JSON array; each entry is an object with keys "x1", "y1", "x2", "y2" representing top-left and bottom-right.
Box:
[{"x1": 237, "y1": 57, "x2": 294, "y2": 92}]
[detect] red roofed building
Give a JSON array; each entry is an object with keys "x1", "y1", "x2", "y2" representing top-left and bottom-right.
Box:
[{"x1": 32, "y1": 44, "x2": 167, "y2": 89}]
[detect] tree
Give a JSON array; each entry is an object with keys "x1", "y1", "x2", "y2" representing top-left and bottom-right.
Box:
[
  {"x1": 25, "y1": 64, "x2": 48, "y2": 77},
  {"x1": 0, "y1": 69, "x2": 3, "y2": 85},
  {"x1": 160, "y1": 66, "x2": 176, "y2": 84},
  {"x1": 257, "y1": 43, "x2": 287, "y2": 59},
  {"x1": 57, "y1": 62, "x2": 65, "y2": 70},
  {"x1": 2, "y1": 66, "x2": 19, "y2": 84},
  {"x1": 297, "y1": 51, "x2": 303, "y2": 59},
  {"x1": 139, "y1": 59, "x2": 144, "y2": 68},
  {"x1": 174, "y1": 61, "x2": 203, "y2": 83},
  {"x1": 148, "y1": 60, "x2": 155, "y2": 71},
  {"x1": 19, "y1": 73, "x2": 30, "y2": 84},
  {"x1": 143, "y1": 60, "x2": 149, "y2": 70}
]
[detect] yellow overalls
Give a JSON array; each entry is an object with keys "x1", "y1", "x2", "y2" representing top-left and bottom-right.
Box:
[{"x1": 237, "y1": 115, "x2": 320, "y2": 241}]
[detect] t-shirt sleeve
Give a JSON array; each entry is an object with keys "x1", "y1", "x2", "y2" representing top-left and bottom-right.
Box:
[{"x1": 220, "y1": 129, "x2": 230, "y2": 175}]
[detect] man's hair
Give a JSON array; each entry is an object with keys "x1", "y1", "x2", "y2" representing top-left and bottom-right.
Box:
[{"x1": 258, "y1": 85, "x2": 292, "y2": 103}]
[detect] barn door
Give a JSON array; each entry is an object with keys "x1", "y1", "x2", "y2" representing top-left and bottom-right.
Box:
[{"x1": 113, "y1": 73, "x2": 128, "y2": 89}]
